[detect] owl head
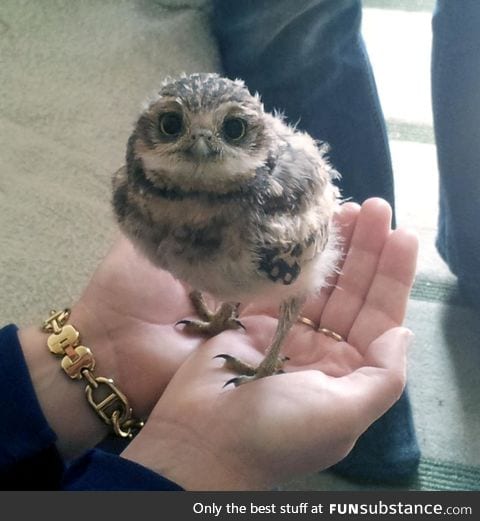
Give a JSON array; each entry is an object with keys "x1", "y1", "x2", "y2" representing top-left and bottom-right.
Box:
[{"x1": 131, "y1": 73, "x2": 274, "y2": 193}]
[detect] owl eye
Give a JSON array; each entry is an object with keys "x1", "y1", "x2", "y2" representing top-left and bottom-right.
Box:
[
  {"x1": 159, "y1": 112, "x2": 183, "y2": 137},
  {"x1": 222, "y1": 117, "x2": 247, "y2": 142}
]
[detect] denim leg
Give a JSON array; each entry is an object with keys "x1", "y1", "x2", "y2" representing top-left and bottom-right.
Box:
[
  {"x1": 212, "y1": 0, "x2": 419, "y2": 483},
  {"x1": 432, "y1": 0, "x2": 480, "y2": 308},
  {"x1": 211, "y1": 0, "x2": 396, "y2": 222}
]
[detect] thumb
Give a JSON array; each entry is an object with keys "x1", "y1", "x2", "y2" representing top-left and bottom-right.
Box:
[
  {"x1": 363, "y1": 326, "x2": 413, "y2": 386},
  {"x1": 340, "y1": 327, "x2": 413, "y2": 430}
]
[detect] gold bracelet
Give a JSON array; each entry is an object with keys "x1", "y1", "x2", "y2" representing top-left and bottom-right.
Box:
[{"x1": 42, "y1": 309, "x2": 144, "y2": 439}]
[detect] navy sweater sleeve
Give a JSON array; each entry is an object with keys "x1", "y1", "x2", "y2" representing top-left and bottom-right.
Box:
[
  {"x1": 0, "y1": 324, "x2": 63, "y2": 489},
  {"x1": 0, "y1": 324, "x2": 183, "y2": 491},
  {"x1": 63, "y1": 449, "x2": 183, "y2": 490}
]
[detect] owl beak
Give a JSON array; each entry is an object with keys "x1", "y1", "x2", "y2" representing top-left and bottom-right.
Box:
[
  {"x1": 191, "y1": 137, "x2": 212, "y2": 157},
  {"x1": 189, "y1": 128, "x2": 216, "y2": 158}
]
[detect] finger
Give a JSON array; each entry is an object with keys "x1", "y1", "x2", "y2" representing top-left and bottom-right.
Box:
[
  {"x1": 335, "y1": 327, "x2": 412, "y2": 433},
  {"x1": 348, "y1": 228, "x2": 418, "y2": 351},
  {"x1": 301, "y1": 202, "x2": 360, "y2": 320},
  {"x1": 317, "y1": 198, "x2": 393, "y2": 338},
  {"x1": 332, "y1": 201, "x2": 362, "y2": 260}
]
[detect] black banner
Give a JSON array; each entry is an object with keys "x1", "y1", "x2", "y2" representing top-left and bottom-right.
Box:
[{"x1": 1, "y1": 491, "x2": 478, "y2": 520}]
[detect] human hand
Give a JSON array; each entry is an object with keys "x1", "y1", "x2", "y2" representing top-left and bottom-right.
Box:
[
  {"x1": 19, "y1": 235, "x2": 201, "y2": 458},
  {"x1": 121, "y1": 198, "x2": 418, "y2": 490},
  {"x1": 69, "y1": 236, "x2": 204, "y2": 417}
]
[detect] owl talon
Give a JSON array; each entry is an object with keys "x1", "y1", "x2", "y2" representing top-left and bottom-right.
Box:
[
  {"x1": 222, "y1": 370, "x2": 284, "y2": 387},
  {"x1": 223, "y1": 375, "x2": 255, "y2": 388},
  {"x1": 214, "y1": 354, "x2": 256, "y2": 375},
  {"x1": 233, "y1": 319, "x2": 247, "y2": 331},
  {"x1": 176, "y1": 316, "x2": 245, "y2": 336},
  {"x1": 178, "y1": 292, "x2": 246, "y2": 336},
  {"x1": 175, "y1": 319, "x2": 191, "y2": 327},
  {"x1": 216, "y1": 353, "x2": 287, "y2": 387},
  {"x1": 175, "y1": 319, "x2": 209, "y2": 334}
]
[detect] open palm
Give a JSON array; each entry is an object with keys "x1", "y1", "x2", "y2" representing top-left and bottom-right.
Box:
[
  {"x1": 71, "y1": 236, "x2": 203, "y2": 417},
  {"x1": 236, "y1": 197, "x2": 417, "y2": 379},
  {"x1": 122, "y1": 198, "x2": 418, "y2": 490}
]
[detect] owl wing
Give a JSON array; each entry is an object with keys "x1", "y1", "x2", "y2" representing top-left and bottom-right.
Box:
[
  {"x1": 255, "y1": 232, "x2": 322, "y2": 285},
  {"x1": 250, "y1": 133, "x2": 338, "y2": 287}
]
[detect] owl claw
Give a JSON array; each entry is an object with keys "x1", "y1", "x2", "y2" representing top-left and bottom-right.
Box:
[
  {"x1": 215, "y1": 353, "x2": 287, "y2": 387},
  {"x1": 233, "y1": 319, "x2": 246, "y2": 331},
  {"x1": 176, "y1": 316, "x2": 245, "y2": 336},
  {"x1": 178, "y1": 293, "x2": 246, "y2": 336},
  {"x1": 213, "y1": 353, "x2": 234, "y2": 361},
  {"x1": 223, "y1": 375, "x2": 255, "y2": 388},
  {"x1": 175, "y1": 319, "x2": 190, "y2": 327},
  {"x1": 214, "y1": 354, "x2": 256, "y2": 375},
  {"x1": 175, "y1": 319, "x2": 209, "y2": 334}
]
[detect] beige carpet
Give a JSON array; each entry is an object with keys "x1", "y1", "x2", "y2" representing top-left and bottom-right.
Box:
[{"x1": 0, "y1": 0, "x2": 218, "y2": 326}]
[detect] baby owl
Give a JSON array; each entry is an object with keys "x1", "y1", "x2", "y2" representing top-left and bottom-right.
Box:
[{"x1": 113, "y1": 73, "x2": 340, "y2": 386}]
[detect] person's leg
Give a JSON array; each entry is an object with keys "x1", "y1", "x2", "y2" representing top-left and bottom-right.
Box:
[
  {"x1": 211, "y1": 0, "x2": 395, "y2": 218},
  {"x1": 211, "y1": 0, "x2": 420, "y2": 483},
  {"x1": 432, "y1": 0, "x2": 480, "y2": 309}
]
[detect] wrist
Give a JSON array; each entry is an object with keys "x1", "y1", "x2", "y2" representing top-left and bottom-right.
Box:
[
  {"x1": 120, "y1": 415, "x2": 262, "y2": 491},
  {"x1": 18, "y1": 305, "x2": 115, "y2": 460}
]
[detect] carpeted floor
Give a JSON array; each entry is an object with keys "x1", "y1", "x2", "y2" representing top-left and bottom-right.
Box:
[{"x1": 0, "y1": 0, "x2": 478, "y2": 491}]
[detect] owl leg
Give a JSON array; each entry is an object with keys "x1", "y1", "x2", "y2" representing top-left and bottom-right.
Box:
[
  {"x1": 216, "y1": 295, "x2": 305, "y2": 387},
  {"x1": 177, "y1": 290, "x2": 245, "y2": 336}
]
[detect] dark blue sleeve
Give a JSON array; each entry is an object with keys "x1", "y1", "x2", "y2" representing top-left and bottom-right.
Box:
[
  {"x1": 0, "y1": 324, "x2": 63, "y2": 489},
  {"x1": 63, "y1": 449, "x2": 183, "y2": 491},
  {"x1": 0, "y1": 324, "x2": 183, "y2": 491}
]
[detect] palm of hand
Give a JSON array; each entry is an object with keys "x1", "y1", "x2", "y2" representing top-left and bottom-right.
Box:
[
  {"x1": 239, "y1": 198, "x2": 417, "y2": 378},
  {"x1": 76, "y1": 196, "x2": 416, "y2": 472},
  {"x1": 74, "y1": 236, "x2": 202, "y2": 416},
  {"x1": 142, "y1": 199, "x2": 418, "y2": 488}
]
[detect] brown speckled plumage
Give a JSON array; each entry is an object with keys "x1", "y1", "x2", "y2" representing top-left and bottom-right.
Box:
[{"x1": 113, "y1": 73, "x2": 341, "y2": 385}]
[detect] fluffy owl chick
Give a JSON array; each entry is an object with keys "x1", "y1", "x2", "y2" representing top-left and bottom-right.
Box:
[{"x1": 113, "y1": 73, "x2": 340, "y2": 386}]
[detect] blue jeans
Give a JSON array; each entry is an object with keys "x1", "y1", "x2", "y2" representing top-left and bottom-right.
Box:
[
  {"x1": 211, "y1": 0, "x2": 396, "y2": 223},
  {"x1": 214, "y1": 0, "x2": 394, "y2": 221},
  {"x1": 432, "y1": 0, "x2": 480, "y2": 308},
  {"x1": 212, "y1": 0, "x2": 480, "y2": 308},
  {"x1": 211, "y1": 0, "x2": 417, "y2": 482}
]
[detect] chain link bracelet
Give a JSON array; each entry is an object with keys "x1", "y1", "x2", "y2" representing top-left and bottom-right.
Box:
[{"x1": 42, "y1": 309, "x2": 144, "y2": 438}]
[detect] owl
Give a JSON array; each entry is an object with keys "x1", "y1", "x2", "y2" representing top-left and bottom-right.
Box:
[{"x1": 112, "y1": 73, "x2": 341, "y2": 385}]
